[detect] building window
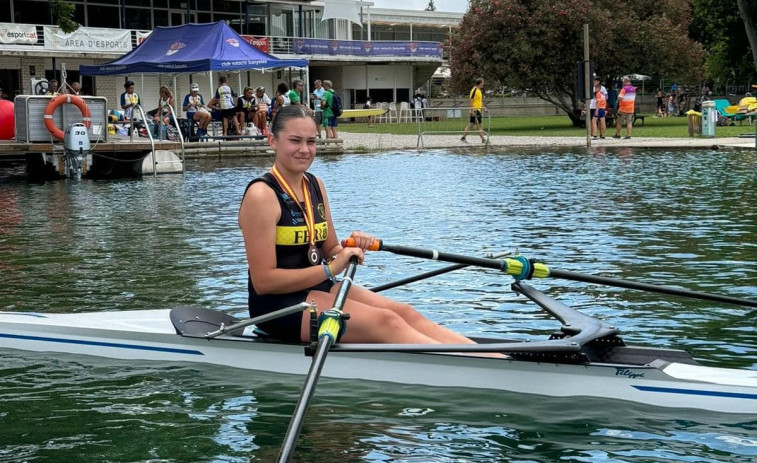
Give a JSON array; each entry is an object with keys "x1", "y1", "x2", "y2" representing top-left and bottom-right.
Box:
[
  {"x1": 86, "y1": 5, "x2": 120, "y2": 28},
  {"x1": 154, "y1": 10, "x2": 169, "y2": 27},
  {"x1": 213, "y1": 0, "x2": 240, "y2": 13},
  {"x1": 124, "y1": 8, "x2": 153, "y2": 30},
  {"x1": 13, "y1": 0, "x2": 52, "y2": 25}
]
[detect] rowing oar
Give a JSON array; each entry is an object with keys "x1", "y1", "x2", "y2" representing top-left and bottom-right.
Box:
[
  {"x1": 370, "y1": 250, "x2": 510, "y2": 293},
  {"x1": 276, "y1": 257, "x2": 358, "y2": 463},
  {"x1": 345, "y1": 238, "x2": 757, "y2": 308}
]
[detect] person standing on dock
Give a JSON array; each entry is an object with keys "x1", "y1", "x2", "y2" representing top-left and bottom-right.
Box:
[
  {"x1": 320, "y1": 80, "x2": 338, "y2": 139},
  {"x1": 312, "y1": 80, "x2": 325, "y2": 138},
  {"x1": 212, "y1": 75, "x2": 239, "y2": 136},
  {"x1": 613, "y1": 76, "x2": 636, "y2": 139},
  {"x1": 460, "y1": 77, "x2": 486, "y2": 143},
  {"x1": 238, "y1": 105, "x2": 483, "y2": 346},
  {"x1": 120, "y1": 81, "x2": 141, "y2": 136}
]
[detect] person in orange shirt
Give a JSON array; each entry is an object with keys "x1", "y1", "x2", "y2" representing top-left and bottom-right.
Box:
[
  {"x1": 613, "y1": 77, "x2": 636, "y2": 139},
  {"x1": 592, "y1": 80, "x2": 607, "y2": 139}
]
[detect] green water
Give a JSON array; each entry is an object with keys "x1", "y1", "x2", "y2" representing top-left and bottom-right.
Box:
[{"x1": 0, "y1": 148, "x2": 755, "y2": 462}]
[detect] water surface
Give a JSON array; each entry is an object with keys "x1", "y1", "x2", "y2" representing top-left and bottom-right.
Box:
[{"x1": 0, "y1": 148, "x2": 755, "y2": 462}]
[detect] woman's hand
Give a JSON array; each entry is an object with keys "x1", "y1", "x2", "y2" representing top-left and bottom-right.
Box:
[
  {"x1": 329, "y1": 246, "x2": 364, "y2": 274},
  {"x1": 341, "y1": 231, "x2": 376, "y2": 250}
]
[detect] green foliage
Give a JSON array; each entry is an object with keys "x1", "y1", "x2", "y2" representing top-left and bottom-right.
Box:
[
  {"x1": 691, "y1": 0, "x2": 753, "y2": 84},
  {"x1": 50, "y1": 0, "x2": 79, "y2": 34},
  {"x1": 447, "y1": 0, "x2": 705, "y2": 121}
]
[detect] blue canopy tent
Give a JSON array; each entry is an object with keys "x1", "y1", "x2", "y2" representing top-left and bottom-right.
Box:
[
  {"x1": 80, "y1": 21, "x2": 307, "y2": 75},
  {"x1": 80, "y1": 22, "x2": 308, "y2": 135}
]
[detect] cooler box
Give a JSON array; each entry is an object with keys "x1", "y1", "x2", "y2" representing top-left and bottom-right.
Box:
[{"x1": 14, "y1": 95, "x2": 108, "y2": 142}]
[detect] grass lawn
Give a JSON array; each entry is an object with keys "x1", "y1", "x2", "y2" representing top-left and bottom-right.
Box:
[{"x1": 338, "y1": 114, "x2": 755, "y2": 138}]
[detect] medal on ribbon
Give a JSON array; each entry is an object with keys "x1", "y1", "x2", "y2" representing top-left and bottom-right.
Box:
[{"x1": 271, "y1": 166, "x2": 321, "y2": 265}]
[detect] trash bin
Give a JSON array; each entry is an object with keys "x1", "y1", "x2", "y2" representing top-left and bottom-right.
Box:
[{"x1": 701, "y1": 100, "x2": 716, "y2": 137}]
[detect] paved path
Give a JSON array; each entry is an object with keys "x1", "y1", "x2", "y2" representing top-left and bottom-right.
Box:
[{"x1": 338, "y1": 132, "x2": 756, "y2": 152}]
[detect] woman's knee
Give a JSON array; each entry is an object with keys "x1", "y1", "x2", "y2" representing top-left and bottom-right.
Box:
[{"x1": 387, "y1": 301, "x2": 425, "y2": 323}]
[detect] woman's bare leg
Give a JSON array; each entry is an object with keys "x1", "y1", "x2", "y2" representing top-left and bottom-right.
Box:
[
  {"x1": 347, "y1": 285, "x2": 476, "y2": 344},
  {"x1": 300, "y1": 290, "x2": 440, "y2": 344},
  {"x1": 300, "y1": 285, "x2": 475, "y2": 344}
]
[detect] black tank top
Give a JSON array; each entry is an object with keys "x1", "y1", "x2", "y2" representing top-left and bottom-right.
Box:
[{"x1": 243, "y1": 172, "x2": 331, "y2": 322}]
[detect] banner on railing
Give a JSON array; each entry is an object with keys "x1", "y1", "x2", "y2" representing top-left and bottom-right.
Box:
[
  {"x1": 293, "y1": 39, "x2": 442, "y2": 59},
  {"x1": 136, "y1": 31, "x2": 151, "y2": 46},
  {"x1": 0, "y1": 23, "x2": 38, "y2": 45},
  {"x1": 241, "y1": 35, "x2": 269, "y2": 53},
  {"x1": 43, "y1": 26, "x2": 131, "y2": 53}
]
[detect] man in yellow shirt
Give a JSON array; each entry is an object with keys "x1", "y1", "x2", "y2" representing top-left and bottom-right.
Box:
[{"x1": 461, "y1": 77, "x2": 486, "y2": 143}]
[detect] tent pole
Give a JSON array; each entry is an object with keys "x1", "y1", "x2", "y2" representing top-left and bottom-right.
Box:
[{"x1": 172, "y1": 75, "x2": 177, "y2": 116}]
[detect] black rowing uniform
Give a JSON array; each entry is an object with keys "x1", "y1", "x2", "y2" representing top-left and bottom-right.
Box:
[{"x1": 244, "y1": 172, "x2": 333, "y2": 341}]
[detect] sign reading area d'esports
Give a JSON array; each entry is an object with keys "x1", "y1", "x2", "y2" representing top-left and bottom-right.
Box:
[{"x1": 43, "y1": 26, "x2": 131, "y2": 53}]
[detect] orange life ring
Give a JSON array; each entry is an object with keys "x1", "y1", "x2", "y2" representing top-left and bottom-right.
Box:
[{"x1": 43, "y1": 94, "x2": 92, "y2": 141}]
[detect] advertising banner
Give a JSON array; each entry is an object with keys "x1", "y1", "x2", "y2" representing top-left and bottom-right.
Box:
[
  {"x1": 136, "y1": 31, "x2": 151, "y2": 46},
  {"x1": 44, "y1": 26, "x2": 131, "y2": 53},
  {"x1": 0, "y1": 23, "x2": 38, "y2": 45},
  {"x1": 241, "y1": 35, "x2": 269, "y2": 54},
  {"x1": 294, "y1": 39, "x2": 442, "y2": 59}
]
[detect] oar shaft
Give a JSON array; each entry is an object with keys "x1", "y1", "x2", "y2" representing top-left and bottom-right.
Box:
[
  {"x1": 370, "y1": 251, "x2": 510, "y2": 293},
  {"x1": 277, "y1": 338, "x2": 332, "y2": 463},
  {"x1": 379, "y1": 243, "x2": 507, "y2": 271},
  {"x1": 550, "y1": 269, "x2": 757, "y2": 308},
  {"x1": 276, "y1": 258, "x2": 359, "y2": 463},
  {"x1": 352, "y1": 239, "x2": 757, "y2": 308}
]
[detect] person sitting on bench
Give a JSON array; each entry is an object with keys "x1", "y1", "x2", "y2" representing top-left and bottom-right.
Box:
[{"x1": 183, "y1": 83, "x2": 211, "y2": 138}]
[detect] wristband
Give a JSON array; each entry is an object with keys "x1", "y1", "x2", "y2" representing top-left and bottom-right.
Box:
[{"x1": 323, "y1": 262, "x2": 335, "y2": 281}]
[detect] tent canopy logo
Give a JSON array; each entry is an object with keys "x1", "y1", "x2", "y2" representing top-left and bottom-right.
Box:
[{"x1": 166, "y1": 41, "x2": 186, "y2": 56}]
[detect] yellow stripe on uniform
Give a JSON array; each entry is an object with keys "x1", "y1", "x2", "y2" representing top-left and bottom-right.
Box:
[{"x1": 276, "y1": 222, "x2": 329, "y2": 246}]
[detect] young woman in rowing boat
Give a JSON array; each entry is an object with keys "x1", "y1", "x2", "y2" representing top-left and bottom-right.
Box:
[{"x1": 238, "y1": 105, "x2": 480, "y2": 345}]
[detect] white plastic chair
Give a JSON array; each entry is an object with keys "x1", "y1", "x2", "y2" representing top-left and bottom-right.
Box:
[
  {"x1": 386, "y1": 102, "x2": 398, "y2": 123},
  {"x1": 375, "y1": 102, "x2": 387, "y2": 123},
  {"x1": 398, "y1": 101, "x2": 412, "y2": 123}
]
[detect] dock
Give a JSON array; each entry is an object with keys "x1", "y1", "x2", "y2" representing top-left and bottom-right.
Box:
[{"x1": 0, "y1": 136, "x2": 345, "y2": 178}]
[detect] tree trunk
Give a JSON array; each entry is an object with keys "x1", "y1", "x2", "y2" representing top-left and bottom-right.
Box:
[{"x1": 737, "y1": 0, "x2": 757, "y2": 72}]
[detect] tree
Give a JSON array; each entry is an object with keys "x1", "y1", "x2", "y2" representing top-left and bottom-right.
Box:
[
  {"x1": 447, "y1": 0, "x2": 705, "y2": 125},
  {"x1": 50, "y1": 0, "x2": 79, "y2": 34},
  {"x1": 691, "y1": 0, "x2": 753, "y2": 88},
  {"x1": 737, "y1": 0, "x2": 757, "y2": 72}
]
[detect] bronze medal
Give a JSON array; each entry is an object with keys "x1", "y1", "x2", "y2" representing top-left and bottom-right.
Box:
[{"x1": 308, "y1": 245, "x2": 321, "y2": 266}]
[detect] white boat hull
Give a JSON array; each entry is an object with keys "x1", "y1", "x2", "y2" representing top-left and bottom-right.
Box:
[{"x1": 0, "y1": 309, "x2": 755, "y2": 414}]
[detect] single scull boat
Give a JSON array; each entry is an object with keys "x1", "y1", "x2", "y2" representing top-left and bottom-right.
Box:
[{"x1": 0, "y1": 281, "x2": 754, "y2": 414}]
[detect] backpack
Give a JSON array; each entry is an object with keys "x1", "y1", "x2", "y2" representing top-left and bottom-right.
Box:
[{"x1": 329, "y1": 90, "x2": 343, "y2": 117}]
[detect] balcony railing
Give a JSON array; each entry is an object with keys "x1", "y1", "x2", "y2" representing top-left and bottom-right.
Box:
[{"x1": 0, "y1": 23, "x2": 442, "y2": 61}]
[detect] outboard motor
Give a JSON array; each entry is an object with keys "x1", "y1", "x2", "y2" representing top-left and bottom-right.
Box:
[{"x1": 63, "y1": 123, "x2": 90, "y2": 180}]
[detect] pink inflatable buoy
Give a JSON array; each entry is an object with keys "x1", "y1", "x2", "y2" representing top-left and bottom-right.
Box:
[{"x1": 0, "y1": 99, "x2": 14, "y2": 140}]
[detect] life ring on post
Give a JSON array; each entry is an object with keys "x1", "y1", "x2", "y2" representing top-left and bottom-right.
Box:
[{"x1": 43, "y1": 94, "x2": 92, "y2": 141}]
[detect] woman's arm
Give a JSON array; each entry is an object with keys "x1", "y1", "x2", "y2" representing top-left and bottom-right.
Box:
[{"x1": 315, "y1": 176, "x2": 369, "y2": 274}]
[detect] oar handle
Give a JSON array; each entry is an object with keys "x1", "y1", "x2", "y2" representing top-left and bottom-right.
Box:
[{"x1": 344, "y1": 237, "x2": 382, "y2": 251}]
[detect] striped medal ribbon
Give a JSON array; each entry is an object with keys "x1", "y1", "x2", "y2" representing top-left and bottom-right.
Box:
[{"x1": 271, "y1": 165, "x2": 320, "y2": 265}]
